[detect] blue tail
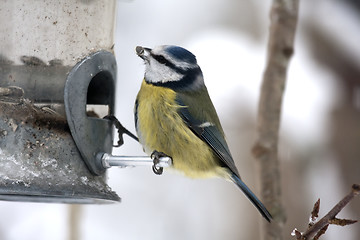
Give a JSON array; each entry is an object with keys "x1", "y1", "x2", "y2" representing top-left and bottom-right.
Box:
[{"x1": 232, "y1": 173, "x2": 272, "y2": 222}]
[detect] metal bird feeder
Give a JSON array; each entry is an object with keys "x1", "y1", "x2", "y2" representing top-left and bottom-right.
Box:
[{"x1": 0, "y1": 0, "x2": 120, "y2": 203}]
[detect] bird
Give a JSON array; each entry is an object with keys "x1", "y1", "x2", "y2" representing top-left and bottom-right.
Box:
[{"x1": 134, "y1": 45, "x2": 272, "y2": 222}]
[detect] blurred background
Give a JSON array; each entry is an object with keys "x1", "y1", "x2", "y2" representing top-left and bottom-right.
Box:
[{"x1": 0, "y1": 0, "x2": 359, "y2": 239}]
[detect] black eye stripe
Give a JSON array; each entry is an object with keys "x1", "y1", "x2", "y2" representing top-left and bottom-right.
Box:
[
  {"x1": 151, "y1": 53, "x2": 187, "y2": 74},
  {"x1": 155, "y1": 55, "x2": 167, "y2": 64},
  {"x1": 151, "y1": 54, "x2": 171, "y2": 65}
]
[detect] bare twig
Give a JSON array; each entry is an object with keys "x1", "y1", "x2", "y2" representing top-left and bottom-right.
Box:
[
  {"x1": 309, "y1": 199, "x2": 320, "y2": 228},
  {"x1": 292, "y1": 184, "x2": 360, "y2": 240},
  {"x1": 252, "y1": 0, "x2": 300, "y2": 239},
  {"x1": 313, "y1": 225, "x2": 328, "y2": 240}
]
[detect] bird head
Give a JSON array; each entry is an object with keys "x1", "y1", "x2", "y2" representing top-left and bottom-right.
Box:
[{"x1": 136, "y1": 45, "x2": 204, "y2": 90}]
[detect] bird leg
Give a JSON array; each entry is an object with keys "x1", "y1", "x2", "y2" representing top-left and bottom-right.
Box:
[
  {"x1": 104, "y1": 115, "x2": 139, "y2": 147},
  {"x1": 150, "y1": 150, "x2": 170, "y2": 175}
]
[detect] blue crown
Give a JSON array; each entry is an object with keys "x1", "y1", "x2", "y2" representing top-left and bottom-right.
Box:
[{"x1": 165, "y1": 46, "x2": 197, "y2": 64}]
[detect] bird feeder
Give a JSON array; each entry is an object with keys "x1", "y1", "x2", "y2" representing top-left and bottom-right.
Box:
[{"x1": 0, "y1": 0, "x2": 120, "y2": 203}]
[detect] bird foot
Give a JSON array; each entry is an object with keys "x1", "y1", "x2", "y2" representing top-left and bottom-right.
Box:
[
  {"x1": 104, "y1": 115, "x2": 139, "y2": 147},
  {"x1": 150, "y1": 150, "x2": 170, "y2": 175}
]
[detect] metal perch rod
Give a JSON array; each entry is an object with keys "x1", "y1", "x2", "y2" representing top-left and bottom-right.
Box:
[{"x1": 99, "y1": 153, "x2": 173, "y2": 169}]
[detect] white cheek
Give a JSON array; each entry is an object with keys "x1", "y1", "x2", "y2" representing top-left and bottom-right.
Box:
[{"x1": 145, "y1": 60, "x2": 183, "y2": 83}]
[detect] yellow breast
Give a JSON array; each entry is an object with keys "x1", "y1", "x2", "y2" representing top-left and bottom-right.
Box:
[{"x1": 135, "y1": 80, "x2": 221, "y2": 178}]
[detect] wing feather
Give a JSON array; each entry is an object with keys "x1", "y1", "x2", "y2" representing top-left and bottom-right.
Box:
[{"x1": 176, "y1": 91, "x2": 240, "y2": 177}]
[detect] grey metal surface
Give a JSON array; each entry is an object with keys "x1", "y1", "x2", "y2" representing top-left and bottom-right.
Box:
[
  {"x1": 0, "y1": 101, "x2": 120, "y2": 203},
  {"x1": 0, "y1": 61, "x2": 71, "y2": 103},
  {"x1": 64, "y1": 50, "x2": 116, "y2": 176}
]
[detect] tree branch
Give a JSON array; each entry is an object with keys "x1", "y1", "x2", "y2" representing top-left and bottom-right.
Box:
[
  {"x1": 292, "y1": 184, "x2": 359, "y2": 240},
  {"x1": 252, "y1": 0, "x2": 300, "y2": 239}
]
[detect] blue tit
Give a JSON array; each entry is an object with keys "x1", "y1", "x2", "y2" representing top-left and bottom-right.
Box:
[{"x1": 134, "y1": 45, "x2": 272, "y2": 222}]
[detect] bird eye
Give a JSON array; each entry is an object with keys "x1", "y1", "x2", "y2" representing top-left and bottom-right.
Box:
[{"x1": 155, "y1": 55, "x2": 168, "y2": 65}]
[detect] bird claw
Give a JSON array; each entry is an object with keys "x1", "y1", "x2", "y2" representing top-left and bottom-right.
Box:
[
  {"x1": 104, "y1": 115, "x2": 139, "y2": 147},
  {"x1": 151, "y1": 150, "x2": 169, "y2": 175}
]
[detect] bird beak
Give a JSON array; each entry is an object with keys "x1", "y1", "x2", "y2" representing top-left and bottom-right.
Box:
[{"x1": 136, "y1": 46, "x2": 151, "y2": 61}]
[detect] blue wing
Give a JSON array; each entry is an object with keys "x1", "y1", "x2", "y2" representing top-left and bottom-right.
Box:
[
  {"x1": 175, "y1": 91, "x2": 240, "y2": 177},
  {"x1": 176, "y1": 91, "x2": 272, "y2": 222}
]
